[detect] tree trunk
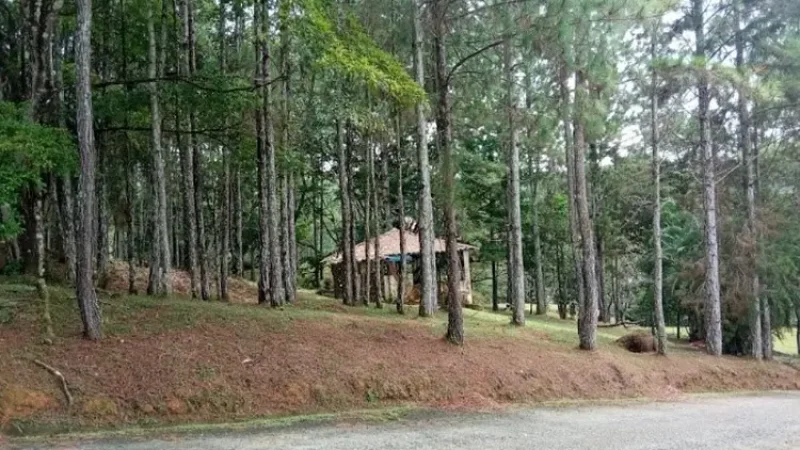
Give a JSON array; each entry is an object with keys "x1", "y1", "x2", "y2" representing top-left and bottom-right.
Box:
[
  {"x1": 364, "y1": 142, "x2": 373, "y2": 307},
  {"x1": 573, "y1": 70, "x2": 599, "y2": 351},
  {"x1": 396, "y1": 114, "x2": 406, "y2": 314},
  {"x1": 734, "y1": 1, "x2": 761, "y2": 359},
  {"x1": 694, "y1": 0, "x2": 722, "y2": 356},
  {"x1": 189, "y1": 0, "x2": 210, "y2": 301},
  {"x1": 505, "y1": 35, "x2": 525, "y2": 326},
  {"x1": 287, "y1": 172, "x2": 297, "y2": 302},
  {"x1": 371, "y1": 143, "x2": 383, "y2": 309},
  {"x1": 528, "y1": 151, "x2": 546, "y2": 315},
  {"x1": 280, "y1": 174, "x2": 292, "y2": 304},
  {"x1": 337, "y1": 118, "x2": 354, "y2": 305},
  {"x1": 147, "y1": 3, "x2": 171, "y2": 296},
  {"x1": 233, "y1": 169, "x2": 243, "y2": 276},
  {"x1": 413, "y1": 0, "x2": 437, "y2": 317},
  {"x1": 55, "y1": 177, "x2": 76, "y2": 285},
  {"x1": 34, "y1": 190, "x2": 54, "y2": 338},
  {"x1": 347, "y1": 124, "x2": 361, "y2": 304},
  {"x1": 559, "y1": 63, "x2": 586, "y2": 321},
  {"x1": 491, "y1": 258, "x2": 499, "y2": 312},
  {"x1": 96, "y1": 147, "x2": 109, "y2": 288},
  {"x1": 255, "y1": 0, "x2": 270, "y2": 304},
  {"x1": 219, "y1": 0, "x2": 230, "y2": 301},
  {"x1": 262, "y1": 0, "x2": 283, "y2": 307},
  {"x1": 651, "y1": 25, "x2": 667, "y2": 355},
  {"x1": 75, "y1": 0, "x2": 102, "y2": 339},
  {"x1": 433, "y1": 0, "x2": 463, "y2": 345},
  {"x1": 178, "y1": 0, "x2": 199, "y2": 299}
]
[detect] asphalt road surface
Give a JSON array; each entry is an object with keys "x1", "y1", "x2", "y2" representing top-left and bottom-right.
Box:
[{"x1": 12, "y1": 393, "x2": 800, "y2": 450}]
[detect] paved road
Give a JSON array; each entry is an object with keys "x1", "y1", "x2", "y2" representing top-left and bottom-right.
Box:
[{"x1": 13, "y1": 393, "x2": 800, "y2": 450}]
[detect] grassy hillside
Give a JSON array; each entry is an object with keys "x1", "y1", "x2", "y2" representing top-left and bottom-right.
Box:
[{"x1": 1, "y1": 277, "x2": 799, "y2": 437}]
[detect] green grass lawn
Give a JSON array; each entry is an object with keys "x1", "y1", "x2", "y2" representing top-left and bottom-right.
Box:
[{"x1": 774, "y1": 329, "x2": 798, "y2": 355}]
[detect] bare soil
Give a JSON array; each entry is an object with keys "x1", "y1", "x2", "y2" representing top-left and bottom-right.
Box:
[{"x1": 2, "y1": 269, "x2": 799, "y2": 435}]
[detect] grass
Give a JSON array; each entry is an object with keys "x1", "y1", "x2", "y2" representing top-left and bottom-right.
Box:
[
  {"x1": 774, "y1": 329, "x2": 798, "y2": 355},
  {"x1": 3, "y1": 276, "x2": 800, "y2": 440}
]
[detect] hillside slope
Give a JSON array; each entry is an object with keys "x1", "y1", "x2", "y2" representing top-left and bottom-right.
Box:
[{"x1": 1, "y1": 279, "x2": 799, "y2": 435}]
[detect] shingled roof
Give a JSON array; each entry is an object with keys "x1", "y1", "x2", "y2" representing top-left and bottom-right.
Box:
[{"x1": 323, "y1": 228, "x2": 473, "y2": 265}]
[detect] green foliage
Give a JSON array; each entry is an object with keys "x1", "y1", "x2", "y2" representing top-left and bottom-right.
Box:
[
  {"x1": 0, "y1": 102, "x2": 76, "y2": 239},
  {"x1": 298, "y1": 0, "x2": 425, "y2": 105}
]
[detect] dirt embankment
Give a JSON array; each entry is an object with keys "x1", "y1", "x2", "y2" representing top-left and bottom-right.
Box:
[{"x1": 2, "y1": 303, "x2": 800, "y2": 435}]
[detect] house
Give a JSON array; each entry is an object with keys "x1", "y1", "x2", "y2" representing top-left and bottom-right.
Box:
[{"x1": 323, "y1": 224, "x2": 474, "y2": 306}]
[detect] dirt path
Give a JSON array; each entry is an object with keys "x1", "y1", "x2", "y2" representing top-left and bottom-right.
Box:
[{"x1": 12, "y1": 393, "x2": 800, "y2": 450}]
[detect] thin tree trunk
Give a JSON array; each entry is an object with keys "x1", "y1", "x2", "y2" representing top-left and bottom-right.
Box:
[
  {"x1": 528, "y1": 150, "x2": 546, "y2": 315},
  {"x1": 505, "y1": 35, "x2": 525, "y2": 325},
  {"x1": 651, "y1": 24, "x2": 667, "y2": 355},
  {"x1": 734, "y1": 0, "x2": 761, "y2": 359},
  {"x1": 178, "y1": 0, "x2": 199, "y2": 299},
  {"x1": 280, "y1": 13, "x2": 297, "y2": 304},
  {"x1": 262, "y1": 0, "x2": 283, "y2": 307},
  {"x1": 233, "y1": 169, "x2": 243, "y2": 276},
  {"x1": 189, "y1": 0, "x2": 210, "y2": 301},
  {"x1": 574, "y1": 70, "x2": 599, "y2": 351},
  {"x1": 754, "y1": 117, "x2": 771, "y2": 359},
  {"x1": 287, "y1": 172, "x2": 297, "y2": 302},
  {"x1": 75, "y1": 0, "x2": 102, "y2": 339},
  {"x1": 559, "y1": 63, "x2": 585, "y2": 320},
  {"x1": 34, "y1": 190, "x2": 53, "y2": 339},
  {"x1": 433, "y1": 0, "x2": 462, "y2": 345},
  {"x1": 255, "y1": 0, "x2": 270, "y2": 304},
  {"x1": 148, "y1": 3, "x2": 171, "y2": 295},
  {"x1": 337, "y1": 118, "x2": 354, "y2": 305},
  {"x1": 413, "y1": 0, "x2": 437, "y2": 317},
  {"x1": 55, "y1": 177, "x2": 76, "y2": 285},
  {"x1": 396, "y1": 114, "x2": 406, "y2": 314},
  {"x1": 280, "y1": 174, "x2": 292, "y2": 304},
  {"x1": 347, "y1": 124, "x2": 360, "y2": 304},
  {"x1": 371, "y1": 143, "x2": 383, "y2": 309},
  {"x1": 364, "y1": 141, "x2": 373, "y2": 307},
  {"x1": 694, "y1": 0, "x2": 722, "y2": 356},
  {"x1": 96, "y1": 147, "x2": 109, "y2": 288},
  {"x1": 219, "y1": 0, "x2": 230, "y2": 301}
]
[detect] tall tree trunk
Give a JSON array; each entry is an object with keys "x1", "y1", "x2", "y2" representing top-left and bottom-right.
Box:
[
  {"x1": 364, "y1": 141, "x2": 373, "y2": 307},
  {"x1": 337, "y1": 118, "x2": 354, "y2": 305},
  {"x1": 528, "y1": 150, "x2": 546, "y2": 315},
  {"x1": 262, "y1": 0, "x2": 283, "y2": 307},
  {"x1": 734, "y1": 1, "x2": 761, "y2": 359},
  {"x1": 278, "y1": 12, "x2": 295, "y2": 304},
  {"x1": 559, "y1": 63, "x2": 585, "y2": 320},
  {"x1": 413, "y1": 0, "x2": 437, "y2": 317},
  {"x1": 178, "y1": 0, "x2": 199, "y2": 298},
  {"x1": 219, "y1": 0, "x2": 230, "y2": 301},
  {"x1": 75, "y1": 0, "x2": 102, "y2": 339},
  {"x1": 753, "y1": 107, "x2": 771, "y2": 359},
  {"x1": 433, "y1": 0, "x2": 462, "y2": 345},
  {"x1": 651, "y1": 24, "x2": 667, "y2": 355},
  {"x1": 280, "y1": 174, "x2": 292, "y2": 304},
  {"x1": 694, "y1": 0, "x2": 722, "y2": 356},
  {"x1": 188, "y1": 0, "x2": 210, "y2": 301},
  {"x1": 147, "y1": 3, "x2": 171, "y2": 295},
  {"x1": 505, "y1": 34, "x2": 525, "y2": 326},
  {"x1": 396, "y1": 114, "x2": 406, "y2": 314},
  {"x1": 574, "y1": 70, "x2": 598, "y2": 351},
  {"x1": 347, "y1": 124, "x2": 361, "y2": 304},
  {"x1": 371, "y1": 143, "x2": 383, "y2": 308},
  {"x1": 255, "y1": 0, "x2": 270, "y2": 304}
]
